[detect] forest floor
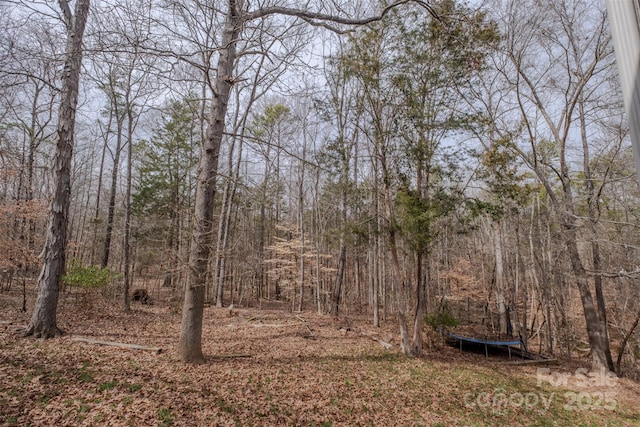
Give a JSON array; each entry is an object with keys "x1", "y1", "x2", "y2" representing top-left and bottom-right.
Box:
[{"x1": 1, "y1": 283, "x2": 640, "y2": 426}]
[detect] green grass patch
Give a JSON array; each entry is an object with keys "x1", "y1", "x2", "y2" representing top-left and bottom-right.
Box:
[
  {"x1": 98, "y1": 379, "x2": 118, "y2": 392},
  {"x1": 3, "y1": 416, "x2": 18, "y2": 426},
  {"x1": 128, "y1": 383, "x2": 143, "y2": 392},
  {"x1": 78, "y1": 371, "x2": 94, "y2": 383},
  {"x1": 215, "y1": 397, "x2": 234, "y2": 414},
  {"x1": 157, "y1": 407, "x2": 174, "y2": 426}
]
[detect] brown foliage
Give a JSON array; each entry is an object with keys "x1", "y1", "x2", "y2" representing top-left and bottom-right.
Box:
[{"x1": 0, "y1": 200, "x2": 47, "y2": 271}]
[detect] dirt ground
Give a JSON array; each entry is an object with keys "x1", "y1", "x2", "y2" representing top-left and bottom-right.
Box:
[{"x1": 1, "y1": 283, "x2": 640, "y2": 426}]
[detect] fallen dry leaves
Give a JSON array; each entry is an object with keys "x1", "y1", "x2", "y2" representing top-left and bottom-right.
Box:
[{"x1": 1, "y1": 284, "x2": 639, "y2": 426}]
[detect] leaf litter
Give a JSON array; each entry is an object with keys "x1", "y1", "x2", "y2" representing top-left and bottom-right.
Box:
[{"x1": 1, "y1": 287, "x2": 639, "y2": 426}]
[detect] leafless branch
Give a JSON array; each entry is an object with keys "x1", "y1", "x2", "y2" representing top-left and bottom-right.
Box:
[
  {"x1": 244, "y1": 0, "x2": 437, "y2": 30},
  {"x1": 587, "y1": 269, "x2": 640, "y2": 279},
  {"x1": 57, "y1": 0, "x2": 72, "y2": 29}
]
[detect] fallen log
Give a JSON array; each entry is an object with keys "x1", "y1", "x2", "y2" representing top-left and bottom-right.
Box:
[
  {"x1": 377, "y1": 339, "x2": 393, "y2": 350},
  {"x1": 502, "y1": 358, "x2": 559, "y2": 366},
  {"x1": 360, "y1": 330, "x2": 393, "y2": 349},
  {"x1": 295, "y1": 315, "x2": 317, "y2": 339},
  {"x1": 250, "y1": 322, "x2": 306, "y2": 328},
  {"x1": 71, "y1": 337, "x2": 162, "y2": 354}
]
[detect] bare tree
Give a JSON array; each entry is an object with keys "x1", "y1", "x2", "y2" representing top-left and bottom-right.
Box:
[
  {"x1": 321, "y1": 48, "x2": 361, "y2": 318},
  {"x1": 490, "y1": 0, "x2": 616, "y2": 371},
  {"x1": 177, "y1": 0, "x2": 435, "y2": 362},
  {"x1": 0, "y1": 8, "x2": 62, "y2": 275},
  {"x1": 212, "y1": 17, "x2": 310, "y2": 307},
  {"x1": 89, "y1": 0, "x2": 159, "y2": 309}
]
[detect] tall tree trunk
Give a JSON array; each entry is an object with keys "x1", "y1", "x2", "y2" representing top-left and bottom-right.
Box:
[
  {"x1": 553, "y1": 94, "x2": 613, "y2": 371},
  {"x1": 579, "y1": 95, "x2": 615, "y2": 372},
  {"x1": 517, "y1": 223, "x2": 528, "y2": 350},
  {"x1": 388, "y1": 228, "x2": 411, "y2": 356},
  {"x1": 563, "y1": 215, "x2": 614, "y2": 372},
  {"x1": 371, "y1": 171, "x2": 381, "y2": 327},
  {"x1": 371, "y1": 231, "x2": 380, "y2": 327},
  {"x1": 178, "y1": 0, "x2": 239, "y2": 363},
  {"x1": 379, "y1": 154, "x2": 412, "y2": 355},
  {"x1": 494, "y1": 222, "x2": 507, "y2": 334},
  {"x1": 214, "y1": 132, "x2": 242, "y2": 307},
  {"x1": 411, "y1": 252, "x2": 425, "y2": 355},
  {"x1": 101, "y1": 107, "x2": 123, "y2": 269},
  {"x1": 213, "y1": 180, "x2": 230, "y2": 307},
  {"x1": 123, "y1": 104, "x2": 134, "y2": 312},
  {"x1": 314, "y1": 168, "x2": 323, "y2": 314},
  {"x1": 297, "y1": 140, "x2": 306, "y2": 313},
  {"x1": 91, "y1": 113, "x2": 111, "y2": 265},
  {"x1": 22, "y1": 0, "x2": 90, "y2": 338},
  {"x1": 590, "y1": 235, "x2": 614, "y2": 370},
  {"x1": 331, "y1": 188, "x2": 347, "y2": 316},
  {"x1": 331, "y1": 245, "x2": 346, "y2": 316}
]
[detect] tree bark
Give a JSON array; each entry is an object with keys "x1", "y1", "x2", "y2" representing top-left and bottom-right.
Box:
[
  {"x1": 562, "y1": 215, "x2": 614, "y2": 372},
  {"x1": 22, "y1": 0, "x2": 90, "y2": 339},
  {"x1": 494, "y1": 222, "x2": 507, "y2": 334},
  {"x1": 297, "y1": 137, "x2": 307, "y2": 313},
  {"x1": 91, "y1": 113, "x2": 110, "y2": 265},
  {"x1": 123, "y1": 102, "x2": 134, "y2": 312},
  {"x1": 331, "y1": 184, "x2": 347, "y2": 316},
  {"x1": 616, "y1": 308, "x2": 640, "y2": 375},
  {"x1": 331, "y1": 245, "x2": 346, "y2": 316},
  {"x1": 411, "y1": 252, "x2": 425, "y2": 356},
  {"x1": 101, "y1": 95, "x2": 123, "y2": 269},
  {"x1": 579, "y1": 93, "x2": 615, "y2": 372},
  {"x1": 178, "y1": 0, "x2": 240, "y2": 363},
  {"x1": 380, "y1": 155, "x2": 412, "y2": 356}
]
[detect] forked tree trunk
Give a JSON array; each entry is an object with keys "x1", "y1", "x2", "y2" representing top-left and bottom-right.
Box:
[
  {"x1": 389, "y1": 234, "x2": 412, "y2": 356},
  {"x1": 579, "y1": 95, "x2": 615, "y2": 372},
  {"x1": 411, "y1": 252, "x2": 427, "y2": 356},
  {"x1": 331, "y1": 245, "x2": 346, "y2": 316},
  {"x1": 22, "y1": 0, "x2": 90, "y2": 338},
  {"x1": 563, "y1": 221, "x2": 614, "y2": 372},
  {"x1": 331, "y1": 183, "x2": 348, "y2": 316},
  {"x1": 380, "y1": 157, "x2": 412, "y2": 355}
]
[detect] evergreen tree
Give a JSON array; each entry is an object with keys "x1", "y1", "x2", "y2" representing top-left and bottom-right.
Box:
[{"x1": 133, "y1": 96, "x2": 200, "y2": 288}]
